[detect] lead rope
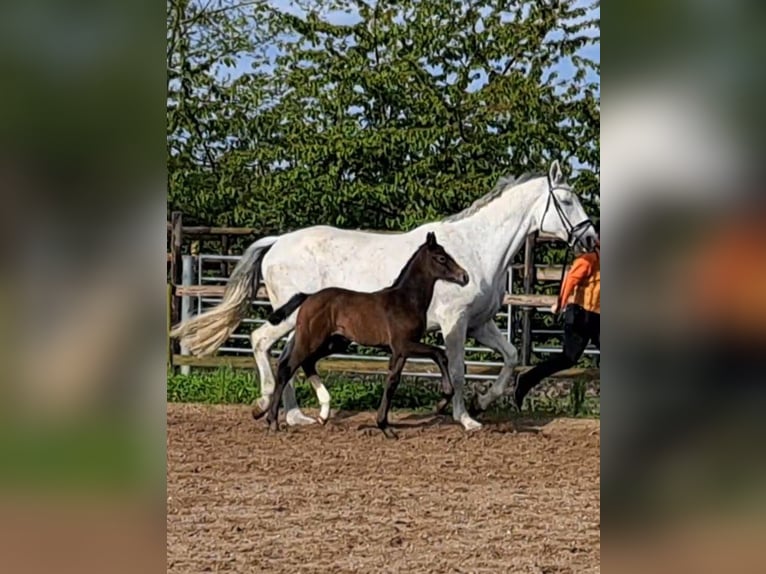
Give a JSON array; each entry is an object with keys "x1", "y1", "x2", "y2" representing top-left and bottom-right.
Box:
[{"x1": 556, "y1": 243, "x2": 571, "y2": 320}]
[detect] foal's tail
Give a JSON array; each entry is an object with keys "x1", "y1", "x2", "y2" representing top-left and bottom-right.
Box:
[
  {"x1": 169, "y1": 236, "x2": 278, "y2": 356},
  {"x1": 268, "y1": 293, "x2": 310, "y2": 325}
]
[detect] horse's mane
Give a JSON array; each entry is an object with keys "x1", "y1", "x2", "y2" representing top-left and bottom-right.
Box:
[
  {"x1": 389, "y1": 242, "x2": 428, "y2": 289},
  {"x1": 444, "y1": 172, "x2": 542, "y2": 222}
]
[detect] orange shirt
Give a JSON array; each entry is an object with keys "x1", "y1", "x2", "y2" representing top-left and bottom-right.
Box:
[
  {"x1": 687, "y1": 219, "x2": 766, "y2": 339},
  {"x1": 559, "y1": 251, "x2": 600, "y2": 314}
]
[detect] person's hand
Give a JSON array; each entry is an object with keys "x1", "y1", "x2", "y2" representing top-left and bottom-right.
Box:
[{"x1": 550, "y1": 301, "x2": 560, "y2": 314}]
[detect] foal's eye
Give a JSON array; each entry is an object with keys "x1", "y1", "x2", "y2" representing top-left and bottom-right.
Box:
[{"x1": 436, "y1": 255, "x2": 447, "y2": 264}]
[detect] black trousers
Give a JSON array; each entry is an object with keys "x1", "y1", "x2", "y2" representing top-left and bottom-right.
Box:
[{"x1": 515, "y1": 304, "x2": 600, "y2": 405}]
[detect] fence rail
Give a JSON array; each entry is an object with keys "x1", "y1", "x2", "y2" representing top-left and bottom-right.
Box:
[
  {"x1": 167, "y1": 212, "x2": 600, "y2": 382},
  {"x1": 172, "y1": 284, "x2": 558, "y2": 308}
]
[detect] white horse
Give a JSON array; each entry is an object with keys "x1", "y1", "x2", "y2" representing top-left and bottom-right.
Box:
[{"x1": 171, "y1": 161, "x2": 598, "y2": 430}]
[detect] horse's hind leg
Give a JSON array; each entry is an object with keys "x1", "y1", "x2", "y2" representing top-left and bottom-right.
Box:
[
  {"x1": 302, "y1": 336, "x2": 349, "y2": 424},
  {"x1": 302, "y1": 360, "x2": 330, "y2": 424},
  {"x1": 469, "y1": 320, "x2": 519, "y2": 414},
  {"x1": 251, "y1": 318, "x2": 296, "y2": 418},
  {"x1": 253, "y1": 333, "x2": 294, "y2": 420},
  {"x1": 251, "y1": 312, "x2": 316, "y2": 427}
]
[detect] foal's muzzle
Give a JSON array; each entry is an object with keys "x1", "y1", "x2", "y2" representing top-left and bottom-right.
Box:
[{"x1": 456, "y1": 271, "x2": 470, "y2": 286}]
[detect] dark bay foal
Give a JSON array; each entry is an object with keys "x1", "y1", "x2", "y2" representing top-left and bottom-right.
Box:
[{"x1": 262, "y1": 232, "x2": 469, "y2": 438}]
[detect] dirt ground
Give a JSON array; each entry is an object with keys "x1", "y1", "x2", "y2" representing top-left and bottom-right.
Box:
[{"x1": 167, "y1": 404, "x2": 600, "y2": 573}]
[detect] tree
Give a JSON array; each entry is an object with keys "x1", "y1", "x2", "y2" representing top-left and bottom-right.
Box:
[
  {"x1": 167, "y1": 0, "x2": 276, "y2": 225},
  {"x1": 167, "y1": 0, "x2": 600, "y2": 232}
]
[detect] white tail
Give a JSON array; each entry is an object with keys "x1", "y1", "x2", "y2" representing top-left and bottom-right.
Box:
[{"x1": 169, "y1": 236, "x2": 278, "y2": 356}]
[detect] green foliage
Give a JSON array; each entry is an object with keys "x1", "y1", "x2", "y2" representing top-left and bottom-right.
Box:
[
  {"x1": 167, "y1": 0, "x2": 599, "y2": 231},
  {"x1": 167, "y1": 368, "x2": 599, "y2": 417},
  {"x1": 166, "y1": 368, "x2": 444, "y2": 410}
]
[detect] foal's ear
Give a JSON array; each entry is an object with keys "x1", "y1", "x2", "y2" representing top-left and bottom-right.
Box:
[{"x1": 426, "y1": 232, "x2": 436, "y2": 247}]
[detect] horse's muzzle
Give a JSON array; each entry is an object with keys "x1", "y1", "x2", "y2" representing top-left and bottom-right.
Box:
[{"x1": 457, "y1": 271, "x2": 470, "y2": 286}]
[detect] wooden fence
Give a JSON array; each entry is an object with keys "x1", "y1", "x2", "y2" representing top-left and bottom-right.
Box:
[{"x1": 166, "y1": 212, "x2": 599, "y2": 380}]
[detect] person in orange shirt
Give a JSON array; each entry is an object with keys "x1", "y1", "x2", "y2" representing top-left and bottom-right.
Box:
[{"x1": 514, "y1": 229, "x2": 600, "y2": 410}]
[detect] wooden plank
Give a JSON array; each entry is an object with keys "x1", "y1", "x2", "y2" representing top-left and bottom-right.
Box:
[
  {"x1": 180, "y1": 259, "x2": 562, "y2": 280},
  {"x1": 178, "y1": 226, "x2": 259, "y2": 236},
  {"x1": 175, "y1": 284, "x2": 555, "y2": 308},
  {"x1": 511, "y1": 265, "x2": 563, "y2": 282},
  {"x1": 503, "y1": 293, "x2": 556, "y2": 307},
  {"x1": 178, "y1": 260, "x2": 562, "y2": 281},
  {"x1": 176, "y1": 284, "x2": 556, "y2": 308},
  {"x1": 172, "y1": 355, "x2": 598, "y2": 379},
  {"x1": 175, "y1": 285, "x2": 269, "y2": 298}
]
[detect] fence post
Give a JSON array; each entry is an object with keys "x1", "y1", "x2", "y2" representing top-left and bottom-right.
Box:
[
  {"x1": 170, "y1": 212, "x2": 183, "y2": 321},
  {"x1": 169, "y1": 212, "x2": 183, "y2": 370},
  {"x1": 180, "y1": 255, "x2": 193, "y2": 375},
  {"x1": 520, "y1": 233, "x2": 537, "y2": 365},
  {"x1": 506, "y1": 267, "x2": 513, "y2": 344},
  {"x1": 167, "y1": 283, "x2": 173, "y2": 371},
  {"x1": 220, "y1": 233, "x2": 229, "y2": 278}
]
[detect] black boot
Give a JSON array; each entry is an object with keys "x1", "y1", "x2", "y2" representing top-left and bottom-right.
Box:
[{"x1": 514, "y1": 372, "x2": 535, "y2": 411}]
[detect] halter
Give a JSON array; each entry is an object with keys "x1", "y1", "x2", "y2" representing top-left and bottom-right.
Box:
[
  {"x1": 541, "y1": 172, "x2": 597, "y2": 303},
  {"x1": 541, "y1": 172, "x2": 595, "y2": 250}
]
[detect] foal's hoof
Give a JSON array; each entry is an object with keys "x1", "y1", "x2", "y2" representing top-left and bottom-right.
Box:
[
  {"x1": 513, "y1": 388, "x2": 525, "y2": 412},
  {"x1": 251, "y1": 397, "x2": 269, "y2": 420},
  {"x1": 467, "y1": 394, "x2": 486, "y2": 419},
  {"x1": 267, "y1": 420, "x2": 279, "y2": 433},
  {"x1": 434, "y1": 397, "x2": 452, "y2": 415},
  {"x1": 381, "y1": 427, "x2": 398, "y2": 440}
]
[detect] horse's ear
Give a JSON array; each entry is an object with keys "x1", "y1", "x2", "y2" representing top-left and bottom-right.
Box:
[
  {"x1": 549, "y1": 160, "x2": 564, "y2": 185},
  {"x1": 426, "y1": 232, "x2": 436, "y2": 247}
]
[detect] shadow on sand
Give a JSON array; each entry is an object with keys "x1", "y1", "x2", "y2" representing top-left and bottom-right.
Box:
[{"x1": 348, "y1": 410, "x2": 564, "y2": 435}]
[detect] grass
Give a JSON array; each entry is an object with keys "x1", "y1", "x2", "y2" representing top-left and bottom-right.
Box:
[{"x1": 167, "y1": 368, "x2": 600, "y2": 417}]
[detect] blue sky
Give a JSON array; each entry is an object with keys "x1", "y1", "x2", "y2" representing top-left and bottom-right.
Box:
[{"x1": 220, "y1": 0, "x2": 600, "y2": 94}]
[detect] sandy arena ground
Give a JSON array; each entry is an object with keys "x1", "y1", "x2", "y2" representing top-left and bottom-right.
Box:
[{"x1": 167, "y1": 404, "x2": 600, "y2": 573}]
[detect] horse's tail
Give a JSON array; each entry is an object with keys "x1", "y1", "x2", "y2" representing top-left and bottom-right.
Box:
[
  {"x1": 268, "y1": 293, "x2": 310, "y2": 325},
  {"x1": 170, "y1": 236, "x2": 278, "y2": 356}
]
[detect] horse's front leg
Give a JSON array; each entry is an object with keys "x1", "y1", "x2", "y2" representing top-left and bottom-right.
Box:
[
  {"x1": 376, "y1": 354, "x2": 406, "y2": 439},
  {"x1": 397, "y1": 341, "x2": 453, "y2": 413},
  {"x1": 441, "y1": 316, "x2": 483, "y2": 431},
  {"x1": 469, "y1": 320, "x2": 519, "y2": 413}
]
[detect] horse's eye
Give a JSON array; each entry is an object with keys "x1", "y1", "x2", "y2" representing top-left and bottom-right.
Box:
[{"x1": 436, "y1": 255, "x2": 447, "y2": 264}]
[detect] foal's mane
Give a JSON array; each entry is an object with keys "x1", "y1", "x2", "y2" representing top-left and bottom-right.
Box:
[
  {"x1": 389, "y1": 242, "x2": 428, "y2": 289},
  {"x1": 444, "y1": 172, "x2": 543, "y2": 222}
]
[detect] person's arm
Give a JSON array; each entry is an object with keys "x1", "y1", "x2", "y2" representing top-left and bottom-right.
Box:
[{"x1": 552, "y1": 256, "x2": 592, "y2": 312}]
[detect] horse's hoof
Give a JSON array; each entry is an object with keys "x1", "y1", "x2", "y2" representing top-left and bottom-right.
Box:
[
  {"x1": 381, "y1": 427, "x2": 398, "y2": 440},
  {"x1": 316, "y1": 416, "x2": 328, "y2": 426},
  {"x1": 460, "y1": 414, "x2": 483, "y2": 432},
  {"x1": 267, "y1": 420, "x2": 279, "y2": 433},
  {"x1": 285, "y1": 409, "x2": 317, "y2": 426}
]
